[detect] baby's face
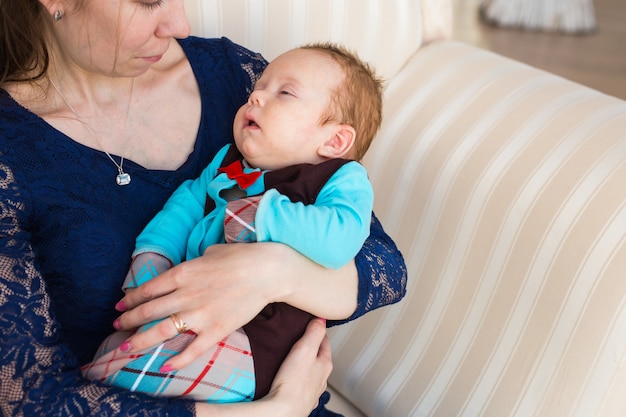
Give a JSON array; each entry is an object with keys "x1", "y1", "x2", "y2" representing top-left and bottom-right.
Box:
[{"x1": 233, "y1": 48, "x2": 344, "y2": 170}]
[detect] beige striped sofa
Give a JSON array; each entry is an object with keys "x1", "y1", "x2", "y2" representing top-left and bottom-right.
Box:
[{"x1": 184, "y1": 1, "x2": 626, "y2": 416}]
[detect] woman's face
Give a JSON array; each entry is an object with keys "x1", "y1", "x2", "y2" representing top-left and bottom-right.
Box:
[{"x1": 50, "y1": 0, "x2": 191, "y2": 77}]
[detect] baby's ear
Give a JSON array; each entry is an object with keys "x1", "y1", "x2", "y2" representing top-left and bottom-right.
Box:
[{"x1": 318, "y1": 125, "x2": 356, "y2": 159}]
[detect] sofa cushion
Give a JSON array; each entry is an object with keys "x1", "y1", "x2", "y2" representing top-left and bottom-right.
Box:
[{"x1": 183, "y1": 0, "x2": 423, "y2": 81}]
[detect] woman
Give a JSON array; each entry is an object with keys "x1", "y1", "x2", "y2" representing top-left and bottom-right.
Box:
[{"x1": 0, "y1": 0, "x2": 407, "y2": 416}]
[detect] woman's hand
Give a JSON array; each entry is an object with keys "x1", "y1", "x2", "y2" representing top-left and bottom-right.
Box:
[
  {"x1": 114, "y1": 243, "x2": 276, "y2": 369},
  {"x1": 194, "y1": 318, "x2": 333, "y2": 417},
  {"x1": 114, "y1": 242, "x2": 357, "y2": 370}
]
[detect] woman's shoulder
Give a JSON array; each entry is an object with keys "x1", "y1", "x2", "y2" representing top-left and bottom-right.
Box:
[
  {"x1": 0, "y1": 89, "x2": 35, "y2": 149},
  {"x1": 0, "y1": 88, "x2": 26, "y2": 120}
]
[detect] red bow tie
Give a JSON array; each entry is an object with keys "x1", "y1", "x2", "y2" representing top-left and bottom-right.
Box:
[{"x1": 218, "y1": 160, "x2": 262, "y2": 189}]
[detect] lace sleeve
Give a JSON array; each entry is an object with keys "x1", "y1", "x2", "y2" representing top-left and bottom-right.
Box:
[
  {"x1": 0, "y1": 162, "x2": 195, "y2": 417},
  {"x1": 225, "y1": 38, "x2": 268, "y2": 95},
  {"x1": 331, "y1": 213, "x2": 408, "y2": 326}
]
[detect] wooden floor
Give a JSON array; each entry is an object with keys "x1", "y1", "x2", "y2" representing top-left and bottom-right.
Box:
[{"x1": 451, "y1": 0, "x2": 626, "y2": 100}]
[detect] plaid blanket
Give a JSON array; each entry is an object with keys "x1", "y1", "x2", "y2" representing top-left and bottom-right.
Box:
[
  {"x1": 82, "y1": 328, "x2": 255, "y2": 402},
  {"x1": 83, "y1": 196, "x2": 264, "y2": 401}
]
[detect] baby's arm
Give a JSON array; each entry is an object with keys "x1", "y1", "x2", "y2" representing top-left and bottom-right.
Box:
[
  {"x1": 254, "y1": 162, "x2": 373, "y2": 269},
  {"x1": 133, "y1": 145, "x2": 231, "y2": 264}
]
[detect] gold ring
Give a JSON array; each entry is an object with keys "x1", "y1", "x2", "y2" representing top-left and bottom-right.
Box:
[{"x1": 170, "y1": 313, "x2": 189, "y2": 334}]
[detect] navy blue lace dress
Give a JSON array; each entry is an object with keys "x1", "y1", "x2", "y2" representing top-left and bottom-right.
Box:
[{"x1": 0, "y1": 36, "x2": 407, "y2": 416}]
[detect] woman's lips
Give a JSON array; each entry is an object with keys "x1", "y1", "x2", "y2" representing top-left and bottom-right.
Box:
[{"x1": 141, "y1": 54, "x2": 163, "y2": 63}]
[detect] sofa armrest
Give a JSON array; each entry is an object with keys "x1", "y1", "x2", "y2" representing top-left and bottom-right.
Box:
[{"x1": 328, "y1": 40, "x2": 626, "y2": 417}]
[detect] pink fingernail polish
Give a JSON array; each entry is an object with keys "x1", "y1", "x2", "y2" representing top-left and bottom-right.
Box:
[
  {"x1": 160, "y1": 365, "x2": 174, "y2": 373},
  {"x1": 113, "y1": 319, "x2": 122, "y2": 330},
  {"x1": 115, "y1": 300, "x2": 127, "y2": 312},
  {"x1": 119, "y1": 341, "x2": 131, "y2": 352}
]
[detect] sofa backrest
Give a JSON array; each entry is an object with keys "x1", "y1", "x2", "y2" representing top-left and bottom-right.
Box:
[{"x1": 183, "y1": 0, "x2": 436, "y2": 81}]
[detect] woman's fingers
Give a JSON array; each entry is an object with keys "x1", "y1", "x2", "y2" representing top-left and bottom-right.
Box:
[
  {"x1": 117, "y1": 267, "x2": 179, "y2": 316},
  {"x1": 159, "y1": 332, "x2": 220, "y2": 371},
  {"x1": 118, "y1": 312, "x2": 187, "y2": 355},
  {"x1": 112, "y1": 247, "x2": 271, "y2": 363},
  {"x1": 297, "y1": 318, "x2": 329, "y2": 358},
  {"x1": 116, "y1": 260, "x2": 219, "y2": 331},
  {"x1": 119, "y1": 310, "x2": 228, "y2": 363},
  {"x1": 316, "y1": 321, "x2": 332, "y2": 362}
]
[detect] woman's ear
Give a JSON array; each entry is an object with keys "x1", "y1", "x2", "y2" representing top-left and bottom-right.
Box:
[{"x1": 317, "y1": 124, "x2": 357, "y2": 159}]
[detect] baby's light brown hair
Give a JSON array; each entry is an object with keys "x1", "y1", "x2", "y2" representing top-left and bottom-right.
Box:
[{"x1": 301, "y1": 42, "x2": 384, "y2": 161}]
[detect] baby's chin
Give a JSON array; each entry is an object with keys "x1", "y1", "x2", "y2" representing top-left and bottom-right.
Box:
[
  {"x1": 235, "y1": 141, "x2": 257, "y2": 165},
  {"x1": 238, "y1": 149, "x2": 270, "y2": 170},
  {"x1": 245, "y1": 158, "x2": 276, "y2": 171},
  {"x1": 244, "y1": 154, "x2": 290, "y2": 171},
  {"x1": 237, "y1": 142, "x2": 312, "y2": 170}
]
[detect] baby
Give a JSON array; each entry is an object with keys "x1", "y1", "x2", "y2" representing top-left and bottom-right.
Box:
[{"x1": 82, "y1": 42, "x2": 384, "y2": 403}]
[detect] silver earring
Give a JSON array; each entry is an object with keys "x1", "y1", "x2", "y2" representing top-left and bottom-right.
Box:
[{"x1": 53, "y1": 10, "x2": 64, "y2": 22}]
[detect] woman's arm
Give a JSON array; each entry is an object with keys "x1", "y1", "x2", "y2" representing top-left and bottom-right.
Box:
[
  {"x1": 0, "y1": 247, "x2": 329, "y2": 417},
  {"x1": 271, "y1": 213, "x2": 408, "y2": 326},
  {"x1": 0, "y1": 162, "x2": 335, "y2": 417},
  {"x1": 0, "y1": 164, "x2": 195, "y2": 417},
  {"x1": 334, "y1": 213, "x2": 408, "y2": 325},
  {"x1": 115, "y1": 213, "x2": 407, "y2": 370}
]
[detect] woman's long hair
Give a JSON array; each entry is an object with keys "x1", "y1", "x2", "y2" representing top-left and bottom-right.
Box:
[{"x1": 0, "y1": 0, "x2": 50, "y2": 85}]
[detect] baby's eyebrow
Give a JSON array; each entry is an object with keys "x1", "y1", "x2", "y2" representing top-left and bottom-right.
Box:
[
  {"x1": 281, "y1": 76, "x2": 303, "y2": 88},
  {"x1": 253, "y1": 74, "x2": 304, "y2": 92}
]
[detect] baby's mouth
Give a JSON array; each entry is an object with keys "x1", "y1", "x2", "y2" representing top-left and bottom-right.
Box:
[{"x1": 245, "y1": 114, "x2": 259, "y2": 128}]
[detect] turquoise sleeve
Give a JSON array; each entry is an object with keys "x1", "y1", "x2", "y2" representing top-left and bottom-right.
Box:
[
  {"x1": 133, "y1": 145, "x2": 232, "y2": 264},
  {"x1": 254, "y1": 162, "x2": 373, "y2": 269}
]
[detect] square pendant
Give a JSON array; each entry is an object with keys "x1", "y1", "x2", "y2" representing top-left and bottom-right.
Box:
[{"x1": 116, "y1": 173, "x2": 131, "y2": 186}]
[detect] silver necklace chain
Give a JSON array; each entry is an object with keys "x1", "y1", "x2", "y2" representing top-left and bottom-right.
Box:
[{"x1": 49, "y1": 77, "x2": 133, "y2": 186}]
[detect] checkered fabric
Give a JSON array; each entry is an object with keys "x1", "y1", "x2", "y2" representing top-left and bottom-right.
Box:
[
  {"x1": 123, "y1": 251, "x2": 173, "y2": 290},
  {"x1": 82, "y1": 253, "x2": 257, "y2": 402},
  {"x1": 224, "y1": 196, "x2": 261, "y2": 243},
  {"x1": 82, "y1": 328, "x2": 255, "y2": 402}
]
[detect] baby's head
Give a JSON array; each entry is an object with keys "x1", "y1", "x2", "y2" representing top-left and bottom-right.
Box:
[
  {"x1": 233, "y1": 42, "x2": 383, "y2": 170},
  {"x1": 300, "y1": 42, "x2": 384, "y2": 161}
]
